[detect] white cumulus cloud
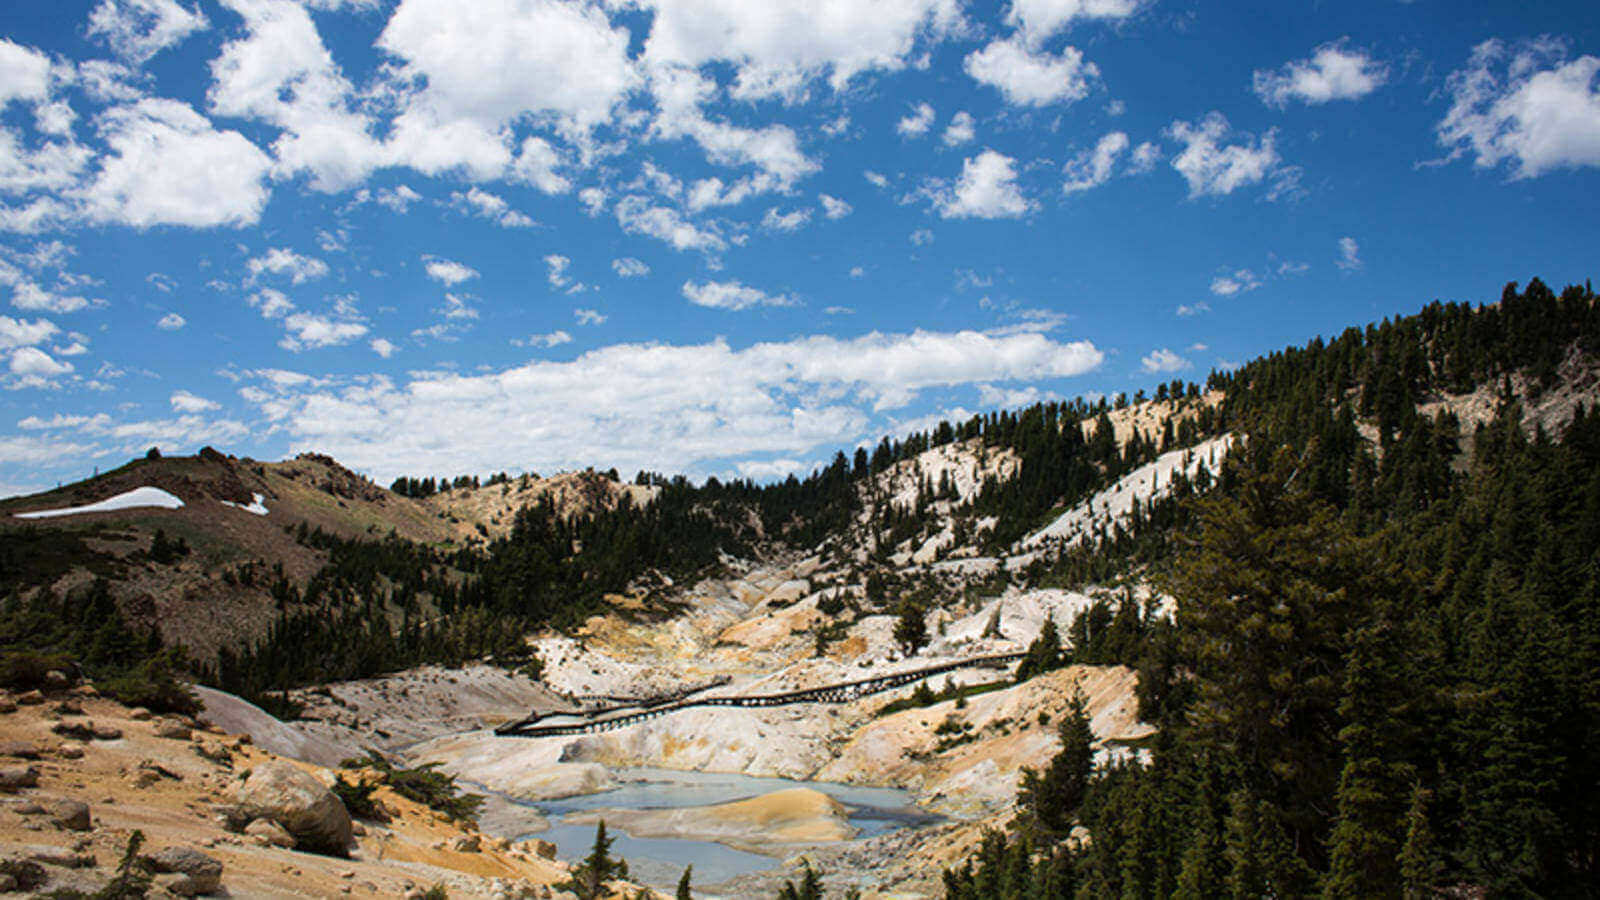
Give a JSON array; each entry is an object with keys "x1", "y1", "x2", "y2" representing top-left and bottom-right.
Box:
[
  {"x1": 169, "y1": 389, "x2": 219, "y2": 412},
  {"x1": 1140, "y1": 347, "x2": 1190, "y2": 373},
  {"x1": 87, "y1": 0, "x2": 209, "y2": 65},
  {"x1": 897, "y1": 102, "x2": 936, "y2": 137},
  {"x1": 235, "y1": 327, "x2": 1103, "y2": 480},
  {"x1": 682, "y1": 279, "x2": 798, "y2": 311},
  {"x1": 1437, "y1": 38, "x2": 1600, "y2": 180},
  {"x1": 937, "y1": 149, "x2": 1034, "y2": 218},
  {"x1": 965, "y1": 37, "x2": 1098, "y2": 107},
  {"x1": 424, "y1": 257, "x2": 478, "y2": 286},
  {"x1": 1167, "y1": 112, "x2": 1287, "y2": 199},
  {"x1": 1254, "y1": 40, "x2": 1387, "y2": 108}
]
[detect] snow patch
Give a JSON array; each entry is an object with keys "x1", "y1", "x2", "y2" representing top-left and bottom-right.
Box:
[
  {"x1": 14, "y1": 486, "x2": 185, "y2": 519},
  {"x1": 221, "y1": 492, "x2": 269, "y2": 516}
]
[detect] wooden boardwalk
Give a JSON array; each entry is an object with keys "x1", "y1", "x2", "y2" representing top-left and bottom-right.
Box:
[{"x1": 494, "y1": 652, "x2": 1026, "y2": 738}]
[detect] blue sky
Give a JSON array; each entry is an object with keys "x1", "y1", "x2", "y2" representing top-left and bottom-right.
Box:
[{"x1": 1, "y1": 0, "x2": 1597, "y2": 496}]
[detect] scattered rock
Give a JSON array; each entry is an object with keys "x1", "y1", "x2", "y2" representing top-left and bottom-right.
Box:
[
  {"x1": 0, "y1": 740, "x2": 40, "y2": 759},
  {"x1": 154, "y1": 721, "x2": 192, "y2": 740},
  {"x1": 0, "y1": 858, "x2": 44, "y2": 890},
  {"x1": 52, "y1": 700, "x2": 83, "y2": 715},
  {"x1": 234, "y1": 761, "x2": 353, "y2": 855},
  {"x1": 0, "y1": 764, "x2": 40, "y2": 792},
  {"x1": 350, "y1": 821, "x2": 365, "y2": 836},
  {"x1": 0, "y1": 696, "x2": 16, "y2": 713},
  {"x1": 24, "y1": 843, "x2": 95, "y2": 867},
  {"x1": 43, "y1": 670, "x2": 71, "y2": 688},
  {"x1": 0, "y1": 872, "x2": 15, "y2": 892},
  {"x1": 51, "y1": 720, "x2": 94, "y2": 740},
  {"x1": 17, "y1": 690, "x2": 45, "y2": 705},
  {"x1": 451, "y1": 834, "x2": 480, "y2": 853},
  {"x1": 55, "y1": 744, "x2": 83, "y2": 760},
  {"x1": 91, "y1": 723, "x2": 122, "y2": 740},
  {"x1": 49, "y1": 799, "x2": 91, "y2": 831},
  {"x1": 209, "y1": 804, "x2": 253, "y2": 833},
  {"x1": 244, "y1": 818, "x2": 295, "y2": 848},
  {"x1": 525, "y1": 838, "x2": 558, "y2": 860},
  {"x1": 144, "y1": 845, "x2": 223, "y2": 896},
  {"x1": 138, "y1": 759, "x2": 183, "y2": 781},
  {"x1": 5, "y1": 799, "x2": 44, "y2": 815},
  {"x1": 128, "y1": 708, "x2": 153, "y2": 721}
]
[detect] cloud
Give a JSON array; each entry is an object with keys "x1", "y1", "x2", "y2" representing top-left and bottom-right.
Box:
[
  {"x1": 207, "y1": 0, "x2": 385, "y2": 192},
  {"x1": 936, "y1": 149, "x2": 1034, "y2": 218},
  {"x1": 1437, "y1": 38, "x2": 1600, "y2": 179},
  {"x1": 614, "y1": 195, "x2": 726, "y2": 252},
  {"x1": 897, "y1": 102, "x2": 936, "y2": 137},
  {"x1": 635, "y1": 0, "x2": 961, "y2": 99},
  {"x1": 682, "y1": 279, "x2": 798, "y2": 311},
  {"x1": 1140, "y1": 347, "x2": 1190, "y2": 373},
  {"x1": 1062, "y1": 131, "x2": 1129, "y2": 193},
  {"x1": 156, "y1": 312, "x2": 186, "y2": 329},
  {"x1": 574, "y1": 307, "x2": 606, "y2": 326},
  {"x1": 372, "y1": 185, "x2": 422, "y2": 213},
  {"x1": 235, "y1": 327, "x2": 1103, "y2": 480},
  {"x1": 525, "y1": 329, "x2": 573, "y2": 348},
  {"x1": 0, "y1": 40, "x2": 52, "y2": 108},
  {"x1": 9, "y1": 346, "x2": 73, "y2": 378},
  {"x1": 1167, "y1": 112, "x2": 1288, "y2": 198},
  {"x1": 369, "y1": 337, "x2": 397, "y2": 358},
  {"x1": 0, "y1": 315, "x2": 58, "y2": 349},
  {"x1": 247, "y1": 246, "x2": 329, "y2": 284},
  {"x1": 909, "y1": 228, "x2": 934, "y2": 245},
  {"x1": 279, "y1": 311, "x2": 367, "y2": 350},
  {"x1": 1254, "y1": 40, "x2": 1387, "y2": 108},
  {"x1": 436, "y1": 293, "x2": 479, "y2": 320},
  {"x1": 1210, "y1": 269, "x2": 1261, "y2": 296},
  {"x1": 509, "y1": 136, "x2": 571, "y2": 194},
  {"x1": 761, "y1": 206, "x2": 812, "y2": 232},
  {"x1": 378, "y1": 0, "x2": 636, "y2": 174},
  {"x1": 818, "y1": 194, "x2": 853, "y2": 219},
  {"x1": 1336, "y1": 236, "x2": 1362, "y2": 271},
  {"x1": 942, "y1": 110, "x2": 975, "y2": 146},
  {"x1": 449, "y1": 187, "x2": 534, "y2": 228},
  {"x1": 1006, "y1": 0, "x2": 1143, "y2": 47},
  {"x1": 9, "y1": 282, "x2": 97, "y2": 314},
  {"x1": 247, "y1": 288, "x2": 294, "y2": 319},
  {"x1": 864, "y1": 170, "x2": 890, "y2": 189},
  {"x1": 79, "y1": 98, "x2": 273, "y2": 228},
  {"x1": 647, "y1": 67, "x2": 819, "y2": 188},
  {"x1": 544, "y1": 254, "x2": 574, "y2": 289},
  {"x1": 1176, "y1": 301, "x2": 1210, "y2": 317},
  {"x1": 87, "y1": 0, "x2": 209, "y2": 64},
  {"x1": 965, "y1": 37, "x2": 1098, "y2": 107},
  {"x1": 169, "y1": 388, "x2": 218, "y2": 412},
  {"x1": 424, "y1": 257, "x2": 478, "y2": 285},
  {"x1": 612, "y1": 257, "x2": 650, "y2": 277}
]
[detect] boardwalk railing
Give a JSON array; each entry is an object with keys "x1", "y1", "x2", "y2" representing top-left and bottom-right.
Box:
[{"x1": 494, "y1": 651, "x2": 1026, "y2": 738}]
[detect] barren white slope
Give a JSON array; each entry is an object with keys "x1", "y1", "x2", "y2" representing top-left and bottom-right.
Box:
[
  {"x1": 13, "y1": 485, "x2": 185, "y2": 518},
  {"x1": 1021, "y1": 434, "x2": 1235, "y2": 549}
]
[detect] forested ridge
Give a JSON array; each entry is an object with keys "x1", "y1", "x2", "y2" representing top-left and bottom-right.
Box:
[{"x1": 944, "y1": 278, "x2": 1600, "y2": 898}]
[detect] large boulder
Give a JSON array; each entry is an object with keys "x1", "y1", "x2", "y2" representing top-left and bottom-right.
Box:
[{"x1": 234, "y1": 762, "x2": 352, "y2": 855}]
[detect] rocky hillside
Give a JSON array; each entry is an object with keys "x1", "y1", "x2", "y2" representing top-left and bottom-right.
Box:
[{"x1": 0, "y1": 673, "x2": 669, "y2": 898}]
